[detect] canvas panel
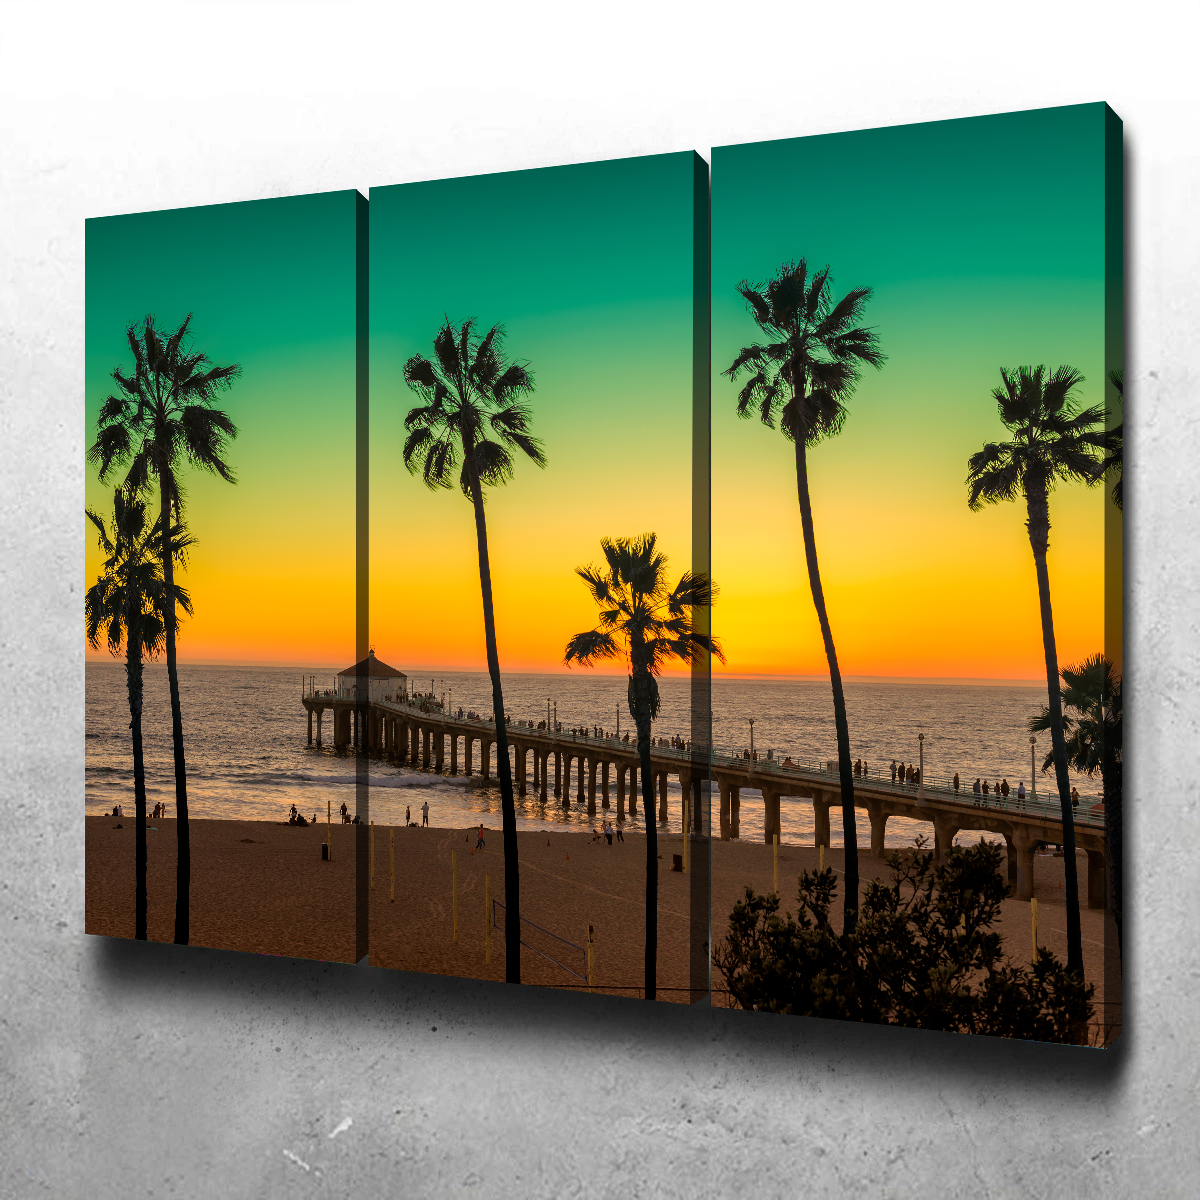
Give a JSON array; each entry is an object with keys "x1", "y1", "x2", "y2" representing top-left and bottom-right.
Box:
[
  {"x1": 366, "y1": 152, "x2": 712, "y2": 1001},
  {"x1": 709, "y1": 104, "x2": 1122, "y2": 1045},
  {"x1": 84, "y1": 190, "x2": 366, "y2": 962}
]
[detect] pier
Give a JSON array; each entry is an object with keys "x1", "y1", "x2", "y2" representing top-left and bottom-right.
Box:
[{"x1": 300, "y1": 686, "x2": 1108, "y2": 909}]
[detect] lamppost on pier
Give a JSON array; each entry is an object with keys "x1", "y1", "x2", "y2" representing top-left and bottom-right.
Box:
[
  {"x1": 547, "y1": 698, "x2": 551, "y2": 731},
  {"x1": 917, "y1": 732, "x2": 925, "y2": 804},
  {"x1": 554, "y1": 701, "x2": 557, "y2": 731},
  {"x1": 616, "y1": 706, "x2": 620, "y2": 740},
  {"x1": 748, "y1": 718, "x2": 755, "y2": 765}
]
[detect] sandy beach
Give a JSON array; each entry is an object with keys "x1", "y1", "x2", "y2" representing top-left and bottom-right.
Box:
[
  {"x1": 85, "y1": 815, "x2": 359, "y2": 963},
  {"x1": 86, "y1": 816, "x2": 1119, "y2": 1038}
]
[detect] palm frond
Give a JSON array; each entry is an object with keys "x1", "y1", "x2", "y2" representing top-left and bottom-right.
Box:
[{"x1": 563, "y1": 629, "x2": 621, "y2": 667}]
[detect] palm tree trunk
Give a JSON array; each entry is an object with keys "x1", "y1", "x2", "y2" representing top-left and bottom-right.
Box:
[
  {"x1": 629, "y1": 669, "x2": 658, "y2": 1000},
  {"x1": 160, "y1": 476, "x2": 190, "y2": 945},
  {"x1": 466, "y1": 458, "x2": 521, "y2": 984},
  {"x1": 794, "y1": 436, "x2": 858, "y2": 933},
  {"x1": 126, "y1": 633, "x2": 148, "y2": 941},
  {"x1": 1026, "y1": 488, "x2": 1083, "y2": 975}
]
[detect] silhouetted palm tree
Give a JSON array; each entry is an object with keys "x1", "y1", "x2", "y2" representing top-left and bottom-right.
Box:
[
  {"x1": 1104, "y1": 369, "x2": 1124, "y2": 510},
  {"x1": 1029, "y1": 654, "x2": 1123, "y2": 954},
  {"x1": 86, "y1": 490, "x2": 194, "y2": 940},
  {"x1": 564, "y1": 534, "x2": 723, "y2": 1000},
  {"x1": 88, "y1": 314, "x2": 240, "y2": 945},
  {"x1": 724, "y1": 260, "x2": 884, "y2": 934},
  {"x1": 403, "y1": 317, "x2": 544, "y2": 985},
  {"x1": 967, "y1": 364, "x2": 1105, "y2": 976}
]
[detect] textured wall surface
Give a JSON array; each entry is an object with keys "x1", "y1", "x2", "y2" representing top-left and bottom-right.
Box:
[{"x1": 3, "y1": 3, "x2": 1199, "y2": 1196}]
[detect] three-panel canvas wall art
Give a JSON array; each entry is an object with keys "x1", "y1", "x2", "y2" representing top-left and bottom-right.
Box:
[{"x1": 85, "y1": 104, "x2": 1123, "y2": 1046}]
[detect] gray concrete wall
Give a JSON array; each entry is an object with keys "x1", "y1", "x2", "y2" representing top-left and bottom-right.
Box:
[{"x1": 3, "y1": 4, "x2": 1199, "y2": 1196}]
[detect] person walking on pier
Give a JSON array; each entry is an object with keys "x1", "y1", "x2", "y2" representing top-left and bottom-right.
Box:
[
  {"x1": 953, "y1": 772, "x2": 960, "y2": 794},
  {"x1": 854, "y1": 758, "x2": 861, "y2": 777},
  {"x1": 973, "y1": 778, "x2": 982, "y2": 804},
  {"x1": 890, "y1": 760, "x2": 897, "y2": 784},
  {"x1": 421, "y1": 800, "x2": 429, "y2": 827},
  {"x1": 1000, "y1": 779, "x2": 1010, "y2": 803},
  {"x1": 982, "y1": 780, "x2": 990, "y2": 804},
  {"x1": 1017, "y1": 781, "x2": 1026, "y2": 808}
]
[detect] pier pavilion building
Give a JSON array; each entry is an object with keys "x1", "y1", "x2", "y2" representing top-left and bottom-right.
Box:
[{"x1": 337, "y1": 649, "x2": 407, "y2": 702}]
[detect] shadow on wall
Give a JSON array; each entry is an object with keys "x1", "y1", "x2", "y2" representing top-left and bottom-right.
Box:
[{"x1": 91, "y1": 934, "x2": 1130, "y2": 1092}]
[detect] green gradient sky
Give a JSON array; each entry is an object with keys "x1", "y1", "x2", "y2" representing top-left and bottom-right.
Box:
[
  {"x1": 712, "y1": 104, "x2": 1115, "y2": 680},
  {"x1": 369, "y1": 154, "x2": 699, "y2": 674},
  {"x1": 85, "y1": 192, "x2": 359, "y2": 664}
]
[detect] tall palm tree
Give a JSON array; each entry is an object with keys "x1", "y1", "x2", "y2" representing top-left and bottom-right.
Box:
[
  {"x1": 724, "y1": 259, "x2": 884, "y2": 935},
  {"x1": 967, "y1": 364, "x2": 1106, "y2": 976},
  {"x1": 86, "y1": 490, "x2": 194, "y2": 940},
  {"x1": 1104, "y1": 369, "x2": 1124, "y2": 510},
  {"x1": 1028, "y1": 654, "x2": 1123, "y2": 954},
  {"x1": 88, "y1": 314, "x2": 240, "y2": 945},
  {"x1": 564, "y1": 534, "x2": 723, "y2": 1000},
  {"x1": 402, "y1": 317, "x2": 544, "y2": 985}
]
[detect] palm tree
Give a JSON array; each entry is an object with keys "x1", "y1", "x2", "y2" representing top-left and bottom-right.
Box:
[
  {"x1": 967, "y1": 364, "x2": 1106, "y2": 976},
  {"x1": 564, "y1": 534, "x2": 723, "y2": 1000},
  {"x1": 88, "y1": 314, "x2": 240, "y2": 945},
  {"x1": 402, "y1": 317, "x2": 544, "y2": 985},
  {"x1": 723, "y1": 260, "x2": 884, "y2": 935},
  {"x1": 1104, "y1": 369, "x2": 1124, "y2": 510},
  {"x1": 85, "y1": 490, "x2": 194, "y2": 940},
  {"x1": 1028, "y1": 654, "x2": 1123, "y2": 954}
]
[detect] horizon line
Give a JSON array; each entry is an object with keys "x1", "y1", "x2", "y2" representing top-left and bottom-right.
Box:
[{"x1": 85, "y1": 656, "x2": 1046, "y2": 687}]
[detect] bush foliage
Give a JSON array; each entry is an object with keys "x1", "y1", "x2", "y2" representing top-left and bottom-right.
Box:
[{"x1": 714, "y1": 840, "x2": 1094, "y2": 1043}]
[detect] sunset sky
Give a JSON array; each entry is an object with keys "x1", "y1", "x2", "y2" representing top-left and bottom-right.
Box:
[
  {"x1": 369, "y1": 153, "x2": 700, "y2": 677},
  {"x1": 84, "y1": 192, "x2": 359, "y2": 666},
  {"x1": 84, "y1": 109, "x2": 1117, "y2": 683},
  {"x1": 711, "y1": 103, "x2": 1117, "y2": 681}
]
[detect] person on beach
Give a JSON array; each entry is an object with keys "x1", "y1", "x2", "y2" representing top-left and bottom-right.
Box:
[
  {"x1": 421, "y1": 800, "x2": 429, "y2": 827},
  {"x1": 603, "y1": 819, "x2": 613, "y2": 846},
  {"x1": 405, "y1": 804, "x2": 411, "y2": 825},
  {"x1": 476, "y1": 824, "x2": 486, "y2": 851},
  {"x1": 953, "y1": 772, "x2": 960, "y2": 794},
  {"x1": 340, "y1": 801, "x2": 349, "y2": 824},
  {"x1": 973, "y1": 778, "x2": 982, "y2": 804}
]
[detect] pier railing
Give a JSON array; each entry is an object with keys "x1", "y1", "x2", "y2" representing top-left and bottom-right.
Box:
[
  {"x1": 706, "y1": 750, "x2": 1103, "y2": 828},
  {"x1": 352, "y1": 697, "x2": 1103, "y2": 829}
]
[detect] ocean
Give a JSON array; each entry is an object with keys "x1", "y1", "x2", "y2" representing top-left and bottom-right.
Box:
[{"x1": 85, "y1": 663, "x2": 1094, "y2": 848}]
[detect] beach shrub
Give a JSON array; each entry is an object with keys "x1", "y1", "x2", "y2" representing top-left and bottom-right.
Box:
[{"x1": 714, "y1": 840, "x2": 1094, "y2": 1043}]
